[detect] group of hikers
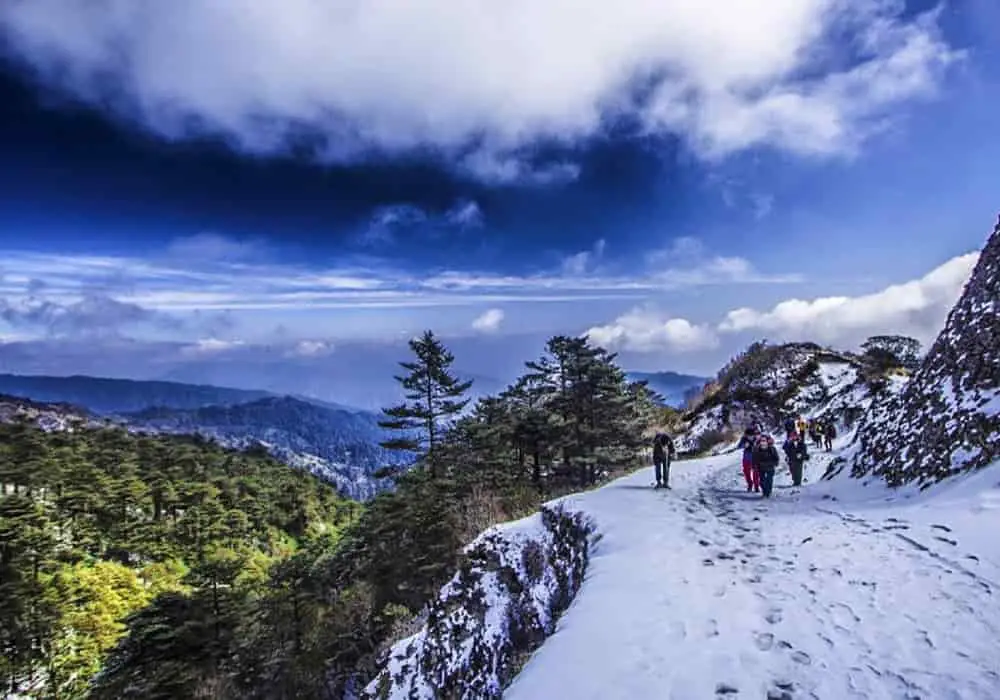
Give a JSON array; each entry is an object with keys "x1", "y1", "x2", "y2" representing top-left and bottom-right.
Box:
[
  {"x1": 790, "y1": 415, "x2": 837, "y2": 451},
  {"x1": 651, "y1": 413, "x2": 840, "y2": 497}
]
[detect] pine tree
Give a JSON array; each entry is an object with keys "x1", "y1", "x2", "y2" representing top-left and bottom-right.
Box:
[{"x1": 379, "y1": 331, "x2": 473, "y2": 477}]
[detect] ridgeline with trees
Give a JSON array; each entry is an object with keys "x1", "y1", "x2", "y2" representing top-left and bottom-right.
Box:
[{"x1": 1, "y1": 331, "x2": 659, "y2": 699}]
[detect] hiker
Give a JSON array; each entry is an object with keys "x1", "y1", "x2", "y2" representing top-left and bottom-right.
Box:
[
  {"x1": 753, "y1": 433, "x2": 781, "y2": 498},
  {"x1": 783, "y1": 416, "x2": 797, "y2": 438},
  {"x1": 809, "y1": 421, "x2": 823, "y2": 448},
  {"x1": 823, "y1": 421, "x2": 837, "y2": 451},
  {"x1": 796, "y1": 416, "x2": 808, "y2": 438},
  {"x1": 782, "y1": 431, "x2": 809, "y2": 487},
  {"x1": 738, "y1": 427, "x2": 760, "y2": 493},
  {"x1": 653, "y1": 433, "x2": 676, "y2": 489}
]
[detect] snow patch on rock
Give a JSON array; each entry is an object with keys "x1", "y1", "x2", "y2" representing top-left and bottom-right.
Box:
[
  {"x1": 848, "y1": 216, "x2": 1000, "y2": 487},
  {"x1": 364, "y1": 505, "x2": 595, "y2": 700}
]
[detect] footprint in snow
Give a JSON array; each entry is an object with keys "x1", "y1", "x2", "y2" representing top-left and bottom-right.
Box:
[
  {"x1": 765, "y1": 608, "x2": 783, "y2": 624},
  {"x1": 715, "y1": 682, "x2": 739, "y2": 695},
  {"x1": 934, "y1": 536, "x2": 958, "y2": 546},
  {"x1": 791, "y1": 650, "x2": 812, "y2": 665},
  {"x1": 767, "y1": 680, "x2": 796, "y2": 700},
  {"x1": 754, "y1": 631, "x2": 775, "y2": 651},
  {"x1": 918, "y1": 630, "x2": 935, "y2": 649},
  {"x1": 930, "y1": 524, "x2": 952, "y2": 533}
]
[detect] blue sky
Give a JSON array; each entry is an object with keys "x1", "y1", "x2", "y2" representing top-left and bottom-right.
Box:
[{"x1": 0, "y1": 0, "x2": 996, "y2": 403}]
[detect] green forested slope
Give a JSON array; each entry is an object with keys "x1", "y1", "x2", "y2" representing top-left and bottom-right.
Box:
[
  {"x1": 2, "y1": 332, "x2": 659, "y2": 699},
  {"x1": 0, "y1": 422, "x2": 360, "y2": 698}
]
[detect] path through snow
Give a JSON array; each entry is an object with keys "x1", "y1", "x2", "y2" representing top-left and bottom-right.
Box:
[{"x1": 506, "y1": 442, "x2": 1000, "y2": 699}]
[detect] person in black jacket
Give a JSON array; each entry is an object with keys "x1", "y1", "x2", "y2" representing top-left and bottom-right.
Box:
[
  {"x1": 782, "y1": 432, "x2": 809, "y2": 486},
  {"x1": 752, "y1": 434, "x2": 781, "y2": 498},
  {"x1": 653, "y1": 433, "x2": 675, "y2": 489},
  {"x1": 823, "y1": 421, "x2": 837, "y2": 451}
]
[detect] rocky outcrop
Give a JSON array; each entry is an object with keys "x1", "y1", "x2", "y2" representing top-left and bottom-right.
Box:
[
  {"x1": 364, "y1": 505, "x2": 596, "y2": 700},
  {"x1": 848, "y1": 216, "x2": 999, "y2": 487},
  {"x1": 679, "y1": 342, "x2": 875, "y2": 454}
]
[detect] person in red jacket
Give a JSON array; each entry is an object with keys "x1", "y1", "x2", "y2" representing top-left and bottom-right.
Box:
[{"x1": 738, "y1": 427, "x2": 760, "y2": 493}]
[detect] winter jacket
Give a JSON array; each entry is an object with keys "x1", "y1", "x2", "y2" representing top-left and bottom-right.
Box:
[
  {"x1": 653, "y1": 434, "x2": 675, "y2": 461},
  {"x1": 783, "y1": 438, "x2": 809, "y2": 464},
  {"x1": 752, "y1": 441, "x2": 780, "y2": 471}
]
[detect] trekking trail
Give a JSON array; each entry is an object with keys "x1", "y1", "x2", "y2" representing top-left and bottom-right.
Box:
[{"x1": 505, "y1": 440, "x2": 1000, "y2": 700}]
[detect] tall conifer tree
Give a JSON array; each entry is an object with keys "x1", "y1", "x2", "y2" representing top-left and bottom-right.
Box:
[{"x1": 379, "y1": 331, "x2": 473, "y2": 477}]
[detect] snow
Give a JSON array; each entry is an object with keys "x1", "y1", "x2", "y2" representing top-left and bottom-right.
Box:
[
  {"x1": 365, "y1": 505, "x2": 593, "y2": 699},
  {"x1": 506, "y1": 438, "x2": 1000, "y2": 699}
]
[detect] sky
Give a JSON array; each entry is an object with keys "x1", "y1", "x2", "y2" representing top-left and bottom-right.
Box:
[{"x1": 0, "y1": 0, "x2": 997, "y2": 405}]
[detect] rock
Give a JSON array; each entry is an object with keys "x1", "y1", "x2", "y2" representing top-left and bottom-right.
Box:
[
  {"x1": 850, "y1": 215, "x2": 1000, "y2": 486},
  {"x1": 364, "y1": 505, "x2": 596, "y2": 699}
]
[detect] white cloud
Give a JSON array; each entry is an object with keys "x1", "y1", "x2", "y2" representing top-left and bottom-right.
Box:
[
  {"x1": 561, "y1": 239, "x2": 607, "y2": 276},
  {"x1": 0, "y1": 235, "x2": 794, "y2": 320},
  {"x1": 472, "y1": 308, "x2": 505, "y2": 333},
  {"x1": 588, "y1": 251, "x2": 979, "y2": 355},
  {"x1": 359, "y1": 199, "x2": 484, "y2": 246},
  {"x1": 444, "y1": 200, "x2": 484, "y2": 229},
  {"x1": 587, "y1": 307, "x2": 719, "y2": 353},
  {"x1": 718, "y1": 252, "x2": 978, "y2": 346},
  {"x1": 286, "y1": 339, "x2": 335, "y2": 357},
  {"x1": 180, "y1": 338, "x2": 246, "y2": 357},
  {"x1": 0, "y1": 1, "x2": 959, "y2": 180}
]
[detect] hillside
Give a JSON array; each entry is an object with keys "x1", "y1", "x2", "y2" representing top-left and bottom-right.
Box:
[
  {"x1": 626, "y1": 370, "x2": 709, "y2": 407},
  {"x1": 0, "y1": 372, "x2": 275, "y2": 414},
  {"x1": 0, "y1": 421, "x2": 361, "y2": 699},
  {"x1": 0, "y1": 374, "x2": 409, "y2": 500},
  {"x1": 845, "y1": 216, "x2": 1000, "y2": 487},
  {"x1": 677, "y1": 341, "x2": 883, "y2": 454},
  {"x1": 123, "y1": 396, "x2": 410, "y2": 500}
]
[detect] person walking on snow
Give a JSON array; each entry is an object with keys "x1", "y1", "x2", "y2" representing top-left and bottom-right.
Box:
[
  {"x1": 653, "y1": 433, "x2": 675, "y2": 489},
  {"x1": 782, "y1": 432, "x2": 809, "y2": 487},
  {"x1": 783, "y1": 416, "x2": 797, "y2": 438},
  {"x1": 753, "y1": 434, "x2": 781, "y2": 498},
  {"x1": 823, "y1": 421, "x2": 837, "y2": 451},
  {"x1": 809, "y1": 421, "x2": 823, "y2": 448},
  {"x1": 796, "y1": 416, "x2": 808, "y2": 439},
  {"x1": 738, "y1": 427, "x2": 760, "y2": 493}
]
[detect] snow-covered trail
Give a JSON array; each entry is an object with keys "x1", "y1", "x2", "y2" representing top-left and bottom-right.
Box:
[{"x1": 506, "y1": 445, "x2": 1000, "y2": 700}]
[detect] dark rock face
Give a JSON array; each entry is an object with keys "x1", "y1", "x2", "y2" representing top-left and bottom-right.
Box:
[
  {"x1": 849, "y1": 216, "x2": 1000, "y2": 487},
  {"x1": 364, "y1": 505, "x2": 595, "y2": 699}
]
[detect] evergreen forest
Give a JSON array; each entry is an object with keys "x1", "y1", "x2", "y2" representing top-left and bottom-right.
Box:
[{"x1": 0, "y1": 332, "x2": 660, "y2": 699}]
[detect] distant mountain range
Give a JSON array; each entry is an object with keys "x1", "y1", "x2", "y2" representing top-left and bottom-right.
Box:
[
  {"x1": 0, "y1": 372, "x2": 409, "y2": 500},
  {"x1": 626, "y1": 371, "x2": 710, "y2": 407},
  {"x1": 0, "y1": 373, "x2": 276, "y2": 414}
]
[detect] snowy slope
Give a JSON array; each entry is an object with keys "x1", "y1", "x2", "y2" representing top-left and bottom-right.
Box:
[
  {"x1": 503, "y1": 439, "x2": 1000, "y2": 699},
  {"x1": 849, "y1": 216, "x2": 1000, "y2": 487},
  {"x1": 680, "y1": 352, "x2": 885, "y2": 456}
]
